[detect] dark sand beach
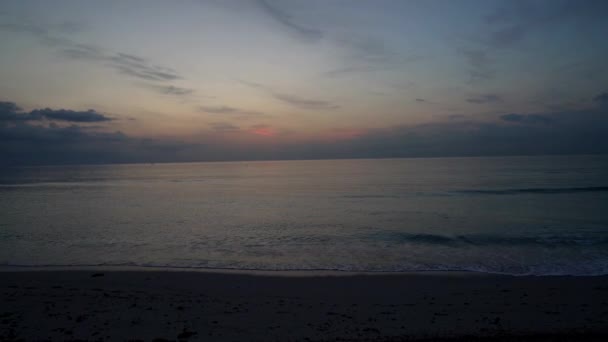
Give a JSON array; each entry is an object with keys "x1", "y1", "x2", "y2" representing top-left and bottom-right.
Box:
[{"x1": 1, "y1": 269, "x2": 607, "y2": 341}]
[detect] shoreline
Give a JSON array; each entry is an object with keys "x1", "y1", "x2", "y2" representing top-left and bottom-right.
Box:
[
  {"x1": 3, "y1": 270, "x2": 608, "y2": 341},
  {"x1": 0, "y1": 265, "x2": 496, "y2": 278},
  {"x1": 1, "y1": 265, "x2": 604, "y2": 278}
]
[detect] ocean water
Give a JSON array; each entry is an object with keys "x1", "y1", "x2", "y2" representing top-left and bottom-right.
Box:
[{"x1": 1, "y1": 155, "x2": 608, "y2": 275}]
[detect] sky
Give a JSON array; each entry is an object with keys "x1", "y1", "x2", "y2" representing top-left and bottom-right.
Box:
[{"x1": 1, "y1": 0, "x2": 607, "y2": 165}]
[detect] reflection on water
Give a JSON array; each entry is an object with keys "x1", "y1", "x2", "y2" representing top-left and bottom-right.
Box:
[{"x1": 1, "y1": 155, "x2": 608, "y2": 275}]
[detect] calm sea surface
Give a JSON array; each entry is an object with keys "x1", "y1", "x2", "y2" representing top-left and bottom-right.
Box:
[{"x1": 1, "y1": 155, "x2": 608, "y2": 275}]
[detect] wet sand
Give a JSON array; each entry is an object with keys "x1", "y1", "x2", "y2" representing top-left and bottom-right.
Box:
[{"x1": 1, "y1": 269, "x2": 608, "y2": 341}]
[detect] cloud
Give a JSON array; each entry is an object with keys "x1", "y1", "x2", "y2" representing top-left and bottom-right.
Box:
[
  {"x1": 0, "y1": 120, "x2": 151, "y2": 166},
  {"x1": 30, "y1": 109, "x2": 112, "y2": 123},
  {"x1": 208, "y1": 122, "x2": 240, "y2": 132},
  {"x1": 466, "y1": 94, "x2": 502, "y2": 104},
  {"x1": 272, "y1": 93, "x2": 339, "y2": 110},
  {"x1": 593, "y1": 92, "x2": 608, "y2": 106},
  {"x1": 322, "y1": 58, "x2": 419, "y2": 78},
  {"x1": 144, "y1": 84, "x2": 195, "y2": 96},
  {"x1": 255, "y1": 0, "x2": 323, "y2": 42},
  {"x1": 0, "y1": 101, "x2": 112, "y2": 122},
  {"x1": 0, "y1": 100, "x2": 274, "y2": 166},
  {"x1": 200, "y1": 106, "x2": 241, "y2": 114},
  {"x1": 323, "y1": 65, "x2": 384, "y2": 78},
  {"x1": 331, "y1": 34, "x2": 396, "y2": 64},
  {"x1": 484, "y1": 1, "x2": 557, "y2": 48},
  {"x1": 458, "y1": 1, "x2": 607, "y2": 84},
  {"x1": 305, "y1": 107, "x2": 608, "y2": 159},
  {"x1": 323, "y1": 35, "x2": 422, "y2": 78},
  {"x1": 460, "y1": 48, "x2": 494, "y2": 82},
  {"x1": 3, "y1": 95, "x2": 608, "y2": 166},
  {"x1": 0, "y1": 100, "x2": 129, "y2": 166},
  {"x1": 461, "y1": 49, "x2": 490, "y2": 69},
  {"x1": 61, "y1": 44, "x2": 181, "y2": 82},
  {"x1": 238, "y1": 80, "x2": 339, "y2": 110},
  {"x1": 0, "y1": 21, "x2": 182, "y2": 82},
  {"x1": 482, "y1": 1, "x2": 608, "y2": 48},
  {"x1": 251, "y1": 1, "x2": 415, "y2": 78},
  {"x1": 0, "y1": 102, "x2": 25, "y2": 121},
  {"x1": 500, "y1": 113, "x2": 553, "y2": 124},
  {"x1": 236, "y1": 79, "x2": 267, "y2": 89},
  {"x1": 415, "y1": 98, "x2": 426, "y2": 103},
  {"x1": 199, "y1": 105, "x2": 265, "y2": 118},
  {"x1": 0, "y1": 122, "x2": 124, "y2": 143},
  {"x1": 336, "y1": 34, "x2": 386, "y2": 59}
]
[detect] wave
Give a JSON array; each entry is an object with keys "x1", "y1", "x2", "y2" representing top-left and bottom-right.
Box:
[
  {"x1": 454, "y1": 186, "x2": 608, "y2": 195},
  {"x1": 366, "y1": 232, "x2": 608, "y2": 247}
]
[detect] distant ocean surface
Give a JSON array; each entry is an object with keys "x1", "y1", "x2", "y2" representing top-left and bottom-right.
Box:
[{"x1": 1, "y1": 155, "x2": 608, "y2": 276}]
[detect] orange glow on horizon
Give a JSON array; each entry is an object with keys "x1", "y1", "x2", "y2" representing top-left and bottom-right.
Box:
[{"x1": 252, "y1": 127, "x2": 274, "y2": 137}]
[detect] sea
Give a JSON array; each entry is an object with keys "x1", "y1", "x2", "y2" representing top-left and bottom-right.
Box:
[{"x1": 1, "y1": 155, "x2": 607, "y2": 276}]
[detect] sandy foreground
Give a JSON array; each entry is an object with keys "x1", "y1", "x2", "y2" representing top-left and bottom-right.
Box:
[{"x1": 1, "y1": 269, "x2": 608, "y2": 341}]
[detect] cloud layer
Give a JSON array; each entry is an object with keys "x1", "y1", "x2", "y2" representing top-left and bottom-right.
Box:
[
  {"x1": 1, "y1": 101, "x2": 112, "y2": 123},
  {"x1": 255, "y1": 0, "x2": 323, "y2": 42},
  {"x1": 2, "y1": 94, "x2": 607, "y2": 166}
]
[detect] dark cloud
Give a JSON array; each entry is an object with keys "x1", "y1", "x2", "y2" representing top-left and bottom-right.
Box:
[
  {"x1": 500, "y1": 113, "x2": 553, "y2": 124},
  {"x1": 593, "y1": 92, "x2": 608, "y2": 106},
  {"x1": 0, "y1": 101, "x2": 126, "y2": 166},
  {"x1": 415, "y1": 98, "x2": 426, "y2": 103},
  {"x1": 3, "y1": 98, "x2": 608, "y2": 166},
  {"x1": 0, "y1": 101, "x2": 257, "y2": 166},
  {"x1": 272, "y1": 93, "x2": 339, "y2": 110},
  {"x1": 0, "y1": 101, "x2": 112, "y2": 123},
  {"x1": 0, "y1": 102, "x2": 24, "y2": 121},
  {"x1": 0, "y1": 122, "x2": 124, "y2": 143},
  {"x1": 303, "y1": 107, "x2": 608, "y2": 159},
  {"x1": 255, "y1": 0, "x2": 323, "y2": 42},
  {"x1": 466, "y1": 94, "x2": 502, "y2": 104},
  {"x1": 0, "y1": 121, "x2": 153, "y2": 166},
  {"x1": 30, "y1": 109, "x2": 112, "y2": 123}
]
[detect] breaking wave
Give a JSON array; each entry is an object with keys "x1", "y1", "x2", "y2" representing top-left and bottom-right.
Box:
[
  {"x1": 454, "y1": 186, "x2": 608, "y2": 195},
  {"x1": 367, "y1": 232, "x2": 608, "y2": 247}
]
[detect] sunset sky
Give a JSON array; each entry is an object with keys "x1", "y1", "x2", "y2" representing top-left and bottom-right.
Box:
[{"x1": 1, "y1": 0, "x2": 608, "y2": 165}]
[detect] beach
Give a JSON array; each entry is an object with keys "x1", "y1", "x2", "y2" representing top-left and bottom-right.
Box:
[{"x1": 2, "y1": 269, "x2": 607, "y2": 341}]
